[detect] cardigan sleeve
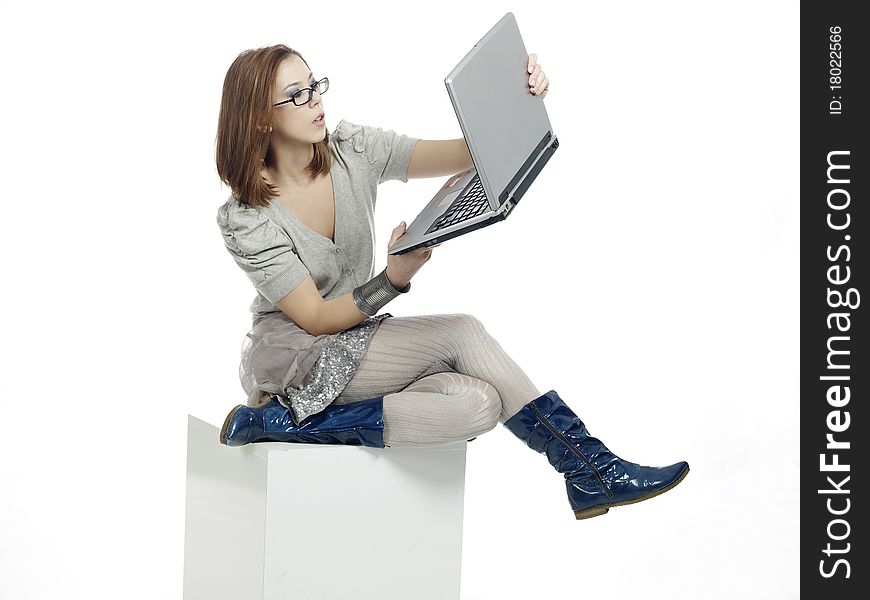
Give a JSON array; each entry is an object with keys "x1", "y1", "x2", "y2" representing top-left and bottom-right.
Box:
[
  {"x1": 331, "y1": 119, "x2": 420, "y2": 184},
  {"x1": 216, "y1": 200, "x2": 311, "y2": 304}
]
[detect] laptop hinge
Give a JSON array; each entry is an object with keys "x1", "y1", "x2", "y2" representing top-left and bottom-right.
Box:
[
  {"x1": 498, "y1": 131, "x2": 558, "y2": 206},
  {"x1": 501, "y1": 198, "x2": 516, "y2": 216}
]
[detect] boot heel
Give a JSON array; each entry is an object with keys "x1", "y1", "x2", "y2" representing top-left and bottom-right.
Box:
[{"x1": 574, "y1": 506, "x2": 609, "y2": 520}]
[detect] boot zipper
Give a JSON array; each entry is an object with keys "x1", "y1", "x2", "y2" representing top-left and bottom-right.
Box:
[{"x1": 529, "y1": 401, "x2": 613, "y2": 498}]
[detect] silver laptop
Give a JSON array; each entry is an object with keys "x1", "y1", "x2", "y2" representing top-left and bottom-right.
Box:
[{"x1": 389, "y1": 12, "x2": 559, "y2": 255}]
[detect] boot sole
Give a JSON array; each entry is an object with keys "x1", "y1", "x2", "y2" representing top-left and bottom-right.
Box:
[
  {"x1": 219, "y1": 404, "x2": 245, "y2": 446},
  {"x1": 573, "y1": 464, "x2": 691, "y2": 520}
]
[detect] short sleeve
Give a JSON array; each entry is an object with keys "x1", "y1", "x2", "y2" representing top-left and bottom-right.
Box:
[
  {"x1": 216, "y1": 200, "x2": 311, "y2": 304},
  {"x1": 332, "y1": 119, "x2": 420, "y2": 184}
]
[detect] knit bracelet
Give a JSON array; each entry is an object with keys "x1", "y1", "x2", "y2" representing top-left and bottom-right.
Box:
[{"x1": 352, "y1": 268, "x2": 411, "y2": 317}]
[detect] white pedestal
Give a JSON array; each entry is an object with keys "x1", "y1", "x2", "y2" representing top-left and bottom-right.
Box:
[{"x1": 183, "y1": 414, "x2": 468, "y2": 600}]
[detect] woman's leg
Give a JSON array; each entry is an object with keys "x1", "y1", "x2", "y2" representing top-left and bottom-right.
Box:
[
  {"x1": 333, "y1": 313, "x2": 542, "y2": 447},
  {"x1": 330, "y1": 313, "x2": 690, "y2": 518}
]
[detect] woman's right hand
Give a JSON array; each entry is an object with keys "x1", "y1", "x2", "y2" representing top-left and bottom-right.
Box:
[{"x1": 385, "y1": 221, "x2": 440, "y2": 289}]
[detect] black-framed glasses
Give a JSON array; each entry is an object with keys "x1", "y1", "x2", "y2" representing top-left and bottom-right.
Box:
[{"x1": 273, "y1": 77, "x2": 329, "y2": 107}]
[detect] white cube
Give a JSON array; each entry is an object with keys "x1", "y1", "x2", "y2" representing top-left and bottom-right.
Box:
[{"x1": 183, "y1": 414, "x2": 468, "y2": 600}]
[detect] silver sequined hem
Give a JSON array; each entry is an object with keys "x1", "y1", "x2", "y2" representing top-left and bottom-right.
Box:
[{"x1": 277, "y1": 313, "x2": 392, "y2": 425}]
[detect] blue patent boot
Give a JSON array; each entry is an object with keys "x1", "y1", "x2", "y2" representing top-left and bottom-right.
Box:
[
  {"x1": 220, "y1": 394, "x2": 385, "y2": 448},
  {"x1": 503, "y1": 390, "x2": 689, "y2": 520}
]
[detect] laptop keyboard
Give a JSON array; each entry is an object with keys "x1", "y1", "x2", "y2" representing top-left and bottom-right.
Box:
[{"x1": 426, "y1": 176, "x2": 490, "y2": 234}]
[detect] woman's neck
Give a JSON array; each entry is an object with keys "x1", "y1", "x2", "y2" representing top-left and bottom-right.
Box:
[{"x1": 265, "y1": 141, "x2": 316, "y2": 188}]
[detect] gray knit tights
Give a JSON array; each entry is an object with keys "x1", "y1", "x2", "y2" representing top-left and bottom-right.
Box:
[{"x1": 332, "y1": 313, "x2": 542, "y2": 447}]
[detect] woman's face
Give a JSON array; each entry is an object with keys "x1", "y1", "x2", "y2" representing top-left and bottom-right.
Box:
[{"x1": 269, "y1": 55, "x2": 327, "y2": 146}]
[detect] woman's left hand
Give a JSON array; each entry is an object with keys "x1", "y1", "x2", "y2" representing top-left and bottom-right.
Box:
[{"x1": 526, "y1": 53, "x2": 549, "y2": 97}]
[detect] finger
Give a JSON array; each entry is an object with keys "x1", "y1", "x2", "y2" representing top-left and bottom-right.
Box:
[
  {"x1": 529, "y1": 67, "x2": 541, "y2": 91},
  {"x1": 389, "y1": 222, "x2": 405, "y2": 245},
  {"x1": 532, "y1": 72, "x2": 547, "y2": 94},
  {"x1": 530, "y1": 70, "x2": 544, "y2": 93},
  {"x1": 528, "y1": 64, "x2": 541, "y2": 84},
  {"x1": 527, "y1": 53, "x2": 537, "y2": 73},
  {"x1": 538, "y1": 75, "x2": 549, "y2": 95}
]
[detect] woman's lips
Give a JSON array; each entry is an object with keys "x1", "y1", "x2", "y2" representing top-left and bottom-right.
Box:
[{"x1": 313, "y1": 113, "x2": 325, "y2": 126}]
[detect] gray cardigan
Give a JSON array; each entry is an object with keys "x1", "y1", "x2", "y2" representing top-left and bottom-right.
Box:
[{"x1": 216, "y1": 119, "x2": 421, "y2": 418}]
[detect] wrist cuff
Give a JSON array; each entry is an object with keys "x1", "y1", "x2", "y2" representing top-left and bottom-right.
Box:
[{"x1": 352, "y1": 268, "x2": 410, "y2": 317}]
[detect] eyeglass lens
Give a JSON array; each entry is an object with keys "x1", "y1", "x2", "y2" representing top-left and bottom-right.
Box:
[{"x1": 292, "y1": 78, "x2": 329, "y2": 105}]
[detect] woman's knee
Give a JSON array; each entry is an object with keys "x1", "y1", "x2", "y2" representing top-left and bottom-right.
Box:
[
  {"x1": 451, "y1": 313, "x2": 486, "y2": 330},
  {"x1": 462, "y1": 378, "x2": 502, "y2": 437},
  {"x1": 442, "y1": 313, "x2": 490, "y2": 348},
  {"x1": 409, "y1": 372, "x2": 501, "y2": 437}
]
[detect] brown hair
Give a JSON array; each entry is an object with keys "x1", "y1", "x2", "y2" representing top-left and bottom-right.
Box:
[{"x1": 215, "y1": 45, "x2": 332, "y2": 208}]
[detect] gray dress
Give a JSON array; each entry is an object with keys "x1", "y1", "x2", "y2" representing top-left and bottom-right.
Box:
[{"x1": 216, "y1": 119, "x2": 420, "y2": 423}]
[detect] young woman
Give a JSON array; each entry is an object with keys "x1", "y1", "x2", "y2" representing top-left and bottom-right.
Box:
[{"x1": 215, "y1": 44, "x2": 688, "y2": 519}]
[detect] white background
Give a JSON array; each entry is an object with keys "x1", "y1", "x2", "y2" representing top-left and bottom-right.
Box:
[{"x1": 0, "y1": 1, "x2": 799, "y2": 598}]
